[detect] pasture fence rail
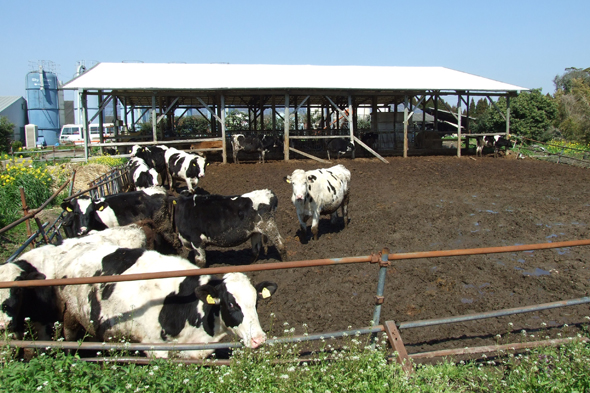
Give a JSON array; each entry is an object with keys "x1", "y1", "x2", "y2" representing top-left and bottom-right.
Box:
[
  {"x1": 2, "y1": 238, "x2": 590, "y2": 372},
  {"x1": 516, "y1": 136, "x2": 590, "y2": 168},
  {"x1": 0, "y1": 173, "x2": 75, "y2": 263},
  {"x1": 2, "y1": 165, "x2": 130, "y2": 264}
]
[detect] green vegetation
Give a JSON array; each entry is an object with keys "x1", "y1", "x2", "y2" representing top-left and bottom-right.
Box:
[
  {"x1": 0, "y1": 117, "x2": 14, "y2": 154},
  {"x1": 0, "y1": 326, "x2": 589, "y2": 392}
]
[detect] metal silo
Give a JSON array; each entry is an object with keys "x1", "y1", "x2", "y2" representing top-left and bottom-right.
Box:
[{"x1": 26, "y1": 65, "x2": 61, "y2": 145}]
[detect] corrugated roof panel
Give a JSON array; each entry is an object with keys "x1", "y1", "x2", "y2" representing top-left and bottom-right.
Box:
[
  {"x1": 63, "y1": 63, "x2": 528, "y2": 92},
  {"x1": 0, "y1": 96, "x2": 23, "y2": 113}
]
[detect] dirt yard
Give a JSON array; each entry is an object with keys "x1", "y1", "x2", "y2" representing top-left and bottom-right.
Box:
[{"x1": 190, "y1": 154, "x2": 590, "y2": 356}]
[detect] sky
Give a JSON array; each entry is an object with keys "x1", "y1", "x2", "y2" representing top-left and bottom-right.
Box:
[{"x1": 2, "y1": 0, "x2": 589, "y2": 100}]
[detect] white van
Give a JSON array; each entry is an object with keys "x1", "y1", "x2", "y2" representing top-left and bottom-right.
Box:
[{"x1": 59, "y1": 124, "x2": 116, "y2": 144}]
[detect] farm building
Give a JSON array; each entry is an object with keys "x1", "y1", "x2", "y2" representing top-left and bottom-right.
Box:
[
  {"x1": 0, "y1": 96, "x2": 27, "y2": 142},
  {"x1": 62, "y1": 63, "x2": 528, "y2": 162}
]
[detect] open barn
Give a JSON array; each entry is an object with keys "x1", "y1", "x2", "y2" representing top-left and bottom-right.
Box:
[
  {"x1": 62, "y1": 62, "x2": 526, "y2": 163},
  {"x1": 182, "y1": 156, "x2": 590, "y2": 356}
]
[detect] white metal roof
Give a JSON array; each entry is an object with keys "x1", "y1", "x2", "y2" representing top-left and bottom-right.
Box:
[{"x1": 63, "y1": 63, "x2": 528, "y2": 92}]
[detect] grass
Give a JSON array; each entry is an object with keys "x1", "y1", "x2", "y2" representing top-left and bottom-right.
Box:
[{"x1": 0, "y1": 324, "x2": 589, "y2": 392}]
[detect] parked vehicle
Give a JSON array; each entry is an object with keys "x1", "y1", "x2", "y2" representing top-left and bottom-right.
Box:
[{"x1": 59, "y1": 124, "x2": 116, "y2": 144}]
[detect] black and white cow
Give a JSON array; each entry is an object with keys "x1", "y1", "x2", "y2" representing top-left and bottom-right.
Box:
[
  {"x1": 0, "y1": 261, "x2": 56, "y2": 339},
  {"x1": 0, "y1": 225, "x2": 150, "y2": 339},
  {"x1": 131, "y1": 145, "x2": 170, "y2": 187},
  {"x1": 128, "y1": 157, "x2": 160, "y2": 190},
  {"x1": 326, "y1": 138, "x2": 355, "y2": 160},
  {"x1": 55, "y1": 243, "x2": 278, "y2": 359},
  {"x1": 476, "y1": 135, "x2": 514, "y2": 158},
  {"x1": 61, "y1": 187, "x2": 168, "y2": 237},
  {"x1": 231, "y1": 134, "x2": 280, "y2": 164},
  {"x1": 284, "y1": 164, "x2": 351, "y2": 240},
  {"x1": 164, "y1": 147, "x2": 207, "y2": 193},
  {"x1": 172, "y1": 189, "x2": 287, "y2": 265}
]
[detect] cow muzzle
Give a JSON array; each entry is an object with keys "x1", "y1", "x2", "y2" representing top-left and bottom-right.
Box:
[{"x1": 249, "y1": 334, "x2": 267, "y2": 349}]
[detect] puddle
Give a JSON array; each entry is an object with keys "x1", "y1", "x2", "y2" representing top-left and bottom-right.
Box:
[
  {"x1": 556, "y1": 247, "x2": 570, "y2": 255},
  {"x1": 461, "y1": 298, "x2": 474, "y2": 304},
  {"x1": 517, "y1": 259, "x2": 526, "y2": 264},
  {"x1": 546, "y1": 234, "x2": 558, "y2": 239},
  {"x1": 485, "y1": 210, "x2": 498, "y2": 214},
  {"x1": 518, "y1": 267, "x2": 551, "y2": 276}
]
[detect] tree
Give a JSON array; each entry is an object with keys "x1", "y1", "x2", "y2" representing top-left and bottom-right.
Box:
[
  {"x1": 555, "y1": 78, "x2": 590, "y2": 144},
  {"x1": 473, "y1": 89, "x2": 558, "y2": 142},
  {"x1": 0, "y1": 116, "x2": 14, "y2": 153},
  {"x1": 554, "y1": 67, "x2": 590, "y2": 93}
]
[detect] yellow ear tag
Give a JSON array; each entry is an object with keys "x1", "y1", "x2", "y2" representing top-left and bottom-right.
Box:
[
  {"x1": 98, "y1": 206, "x2": 105, "y2": 211},
  {"x1": 286, "y1": 179, "x2": 291, "y2": 184},
  {"x1": 173, "y1": 200, "x2": 177, "y2": 205},
  {"x1": 206, "y1": 295, "x2": 217, "y2": 305},
  {"x1": 66, "y1": 207, "x2": 72, "y2": 212},
  {"x1": 261, "y1": 288, "x2": 271, "y2": 299}
]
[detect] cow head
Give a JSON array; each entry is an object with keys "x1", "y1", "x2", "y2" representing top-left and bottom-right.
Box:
[
  {"x1": 61, "y1": 197, "x2": 109, "y2": 236},
  {"x1": 185, "y1": 155, "x2": 207, "y2": 179},
  {"x1": 284, "y1": 169, "x2": 310, "y2": 202},
  {"x1": 0, "y1": 263, "x2": 47, "y2": 335},
  {"x1": 195, "y1": 273, "x2": 277, "y2": 349}
]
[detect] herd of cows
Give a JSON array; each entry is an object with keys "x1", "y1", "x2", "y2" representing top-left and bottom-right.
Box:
[{"x1": 0, "y1": 143, "x2": 352, "y2": 359}]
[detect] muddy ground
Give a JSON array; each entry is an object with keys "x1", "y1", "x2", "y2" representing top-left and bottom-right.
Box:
[{"x1": 189, "y1": 153, "x2": 590, "y2": 356}]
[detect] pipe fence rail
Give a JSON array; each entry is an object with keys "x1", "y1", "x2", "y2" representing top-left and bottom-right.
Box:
[{"x1": 1, "y1": 238, "x2": 590, "y2": 373}]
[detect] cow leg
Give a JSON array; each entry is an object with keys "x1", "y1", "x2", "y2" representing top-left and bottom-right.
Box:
[
  {"x1": 327, "y1": 150, "x2": 331, "y2": 161},
  {"x1": 250, "y1": 233, "x2": 263, "y2": 262},
  {"x1": 310, "y1": 211, "x2": 321, "y2": 240},
  {"x1": 342, "y1": 193, "x2": 350, "y2": 228},
  {"x1": 191, "y1": 246, "x2": 207, "y2": 266},
  {"x1": 233, "y1": 150, "x2": 239, "y2": 164},
  {"x1": 259, "y1": 218, "x2": 287, "y2": 261}
]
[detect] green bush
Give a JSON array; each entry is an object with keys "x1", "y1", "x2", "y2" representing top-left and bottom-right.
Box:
[{"x1": 0, "y1": 157, "x2": 55, "y2": 227}]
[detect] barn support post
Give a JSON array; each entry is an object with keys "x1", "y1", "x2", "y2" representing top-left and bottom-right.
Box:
[
  {"x1": 151, "y1": 94, "x2": 157, "y2": 143},
  {"x1": 456, "y1": 92, "x2": 462, "y2": 158},
  {"x1": 82, "y1": 91, "x2": 89, "y2": 162},
  {"x1": 403, "y1": 97, "x2": 409, "y2": 158},
  {"x1": 98, "y1": 91, "x2": 104, "y2": 155},
  {"x1": 348, "y1": 95, "x2": 355, "y2": 159},
  {"x1": 221, "y1": 94, "x2": 227, "y2": 164},
  {"x1": 284, "y1": 94, "x2": 290, "y2": 161}
]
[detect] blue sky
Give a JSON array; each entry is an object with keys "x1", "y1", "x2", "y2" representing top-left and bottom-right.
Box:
[{"x1": 2, "y1": 0, "x2": 589, "y2": 99}]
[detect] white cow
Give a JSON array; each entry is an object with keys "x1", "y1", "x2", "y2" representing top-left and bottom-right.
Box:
[
  {"x1": 56, "y1": 243, "x2": 278, "y2": 359},
  {"x1": 164, "y1": 147, "x2": 207, "y2": 193},
  {"x1": 284, "y1": 164, "x2": 351, "y2": 240}
]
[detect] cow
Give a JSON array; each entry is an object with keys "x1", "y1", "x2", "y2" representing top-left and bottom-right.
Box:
[
  {"x1": 172, "y1": 189, "x2": 287, "y2": 265},
  {"x1": 0, "y1": 225, "x2": 151, "y2": 339},
  {"x1": 131, "y1": 145, "x2": 170, "y2": 188},
  {"x1": 326, "y1": 138, "x2": 355, "y2": 160},
  {"x1": 476, "y1": 135, "x2": 514, "y2": 157},
  {"x1": 60, "y1": 187, "x2": 169, "y2": 237},
  {"x1": 231, "y1": 134, "x2": 280, "y2": 164},
  {"x1": 0, "y1": 261, "x2": 56, "y2": 340},
  {"x1": 128, "y1": 157, "x2": 160, "y2": 190},
  {"x1": 360, "y1": 132, "x2": 379, "y2": 151},
  {"x1": 284, "y1": 164, "x2": 351, "y2": 240},
  {"x1": 55, "y1": 243, "x2": 278, "y2": 359},
  {"x1": 164, "y1": 147, "x2": 207, "y2": 193}
]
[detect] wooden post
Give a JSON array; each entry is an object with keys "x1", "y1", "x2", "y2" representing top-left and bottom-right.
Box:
[
  {"x1": 221, "y1": 94, "x2": 227, "y2": 164},
  {"x1": 19, "y1": 186, "x2": 33, "y2": 249},
  {"x1": 349, "y1": 95, "x2": 355, "y2": 159},
  {"x1": 403, "y1": 96, "x2": 408, "y2": 158},
  {"x1": 82, "y1": 92, "x2": 89, "y2": 162},
  {"x1": 284, "y1": 94, "x2": 290, "y2": 161},
  {"x1": 506, "y1": 96, "x2": 511, "y2": 136},
  {"x1": 457, "y1": 93, "x2": 462, "y2": 158},
  {"x1": 152, "y1": 94, "x2": 157, "y2": 143}
]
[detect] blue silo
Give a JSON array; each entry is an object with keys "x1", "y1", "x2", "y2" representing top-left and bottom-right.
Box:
[{"x1": 26, "y1": 67, "x2": 61, "y2": 145}]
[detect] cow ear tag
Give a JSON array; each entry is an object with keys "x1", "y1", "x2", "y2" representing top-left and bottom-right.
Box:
[
  {"x1": 66, "y1": 207, "x2": 72, "y2": 212},
  {"x1": 98, "y1": 206, "x2": 105, "y2": 211},
  {"x1": 173, "y1": 200, "x2": 177, "y2": 205},
  {"x1": 285, "y1": 178, "x2": 291, "y2": 184},
  {"x1": 261, "y1": 288, "x2": 271, "y2": 299},
  {"x1": 206, "y1": 295, "x2": 217, "y2": 305}
]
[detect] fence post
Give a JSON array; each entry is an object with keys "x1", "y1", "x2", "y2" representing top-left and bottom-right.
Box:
[
  {"x1": 371, "y1": 248, "x2": 390, "y2": 344},
  {"x1": 19, "y1": 187, "x2": 34, "y2": 249}
]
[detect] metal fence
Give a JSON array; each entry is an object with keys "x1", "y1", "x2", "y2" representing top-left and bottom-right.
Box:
[{"x1": 2, "y1": 238, "x2": 590, "y2": 373}]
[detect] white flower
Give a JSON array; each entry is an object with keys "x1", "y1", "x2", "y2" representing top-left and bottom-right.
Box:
[
  {"x1": 183, "y1": 379, "x2": 189, "y2": 384},
  {"x1": 280, "y1": 374, "x2": 289, "y2": 379}
]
